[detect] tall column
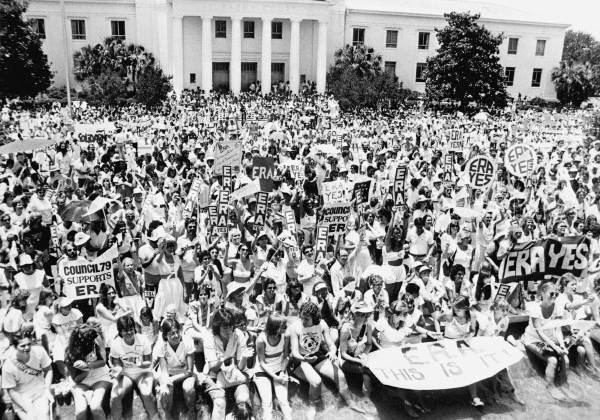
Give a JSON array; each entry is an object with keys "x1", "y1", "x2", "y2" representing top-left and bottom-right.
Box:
[
  {"x1": 201, "y1": 16, "x2": 213, "y2": 93},
  {"x1": 316, "y1": 20, "x2": 328, "y2": 94},
  {"x1": 172, "y1": 16, "x2": 184, "y2": 95},
  {"x1": 289, "y1": 18, "x2": 300, "y2": 94},
  {"x1": 230, "y1": 16, "x2": 242, "y2": 95},
  {"x1": 261, "y1": 17, "x2": 272, "y2": 95}
]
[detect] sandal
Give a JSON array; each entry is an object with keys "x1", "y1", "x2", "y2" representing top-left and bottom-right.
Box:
[{"x1": 471, "y1": 397, "x2": 484, "y2": 408}]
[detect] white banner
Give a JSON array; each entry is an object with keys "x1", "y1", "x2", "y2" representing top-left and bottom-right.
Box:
[
  {"x1": 505, "y1": 144, "x2": 535, "y2": 178},
  {"x1": 465, "y1": 155, "x2": 496, "y2": 190},
  {"x1": 321, "y1": 180, "x2": 347, "y2": 204},
  {"x1": 214, "y1": 140, "x2": 242, "y2": 174},
  {"x1": 182, "y1": 177, "x2": 201, "y2": 220},
  {"x1": 367, "y1": 337, "x2": 523, "y2": 390},
  {"x1": 62, "y1": 245, "x2": 118, "y2": 300}
]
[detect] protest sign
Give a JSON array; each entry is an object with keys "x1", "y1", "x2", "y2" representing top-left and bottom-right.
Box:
[
  {"x1": 353, "y1": 180, "x2": 371, "y2": 205},
  {"x1": 208, "y1": 205, "x2": 218, "y2": 240},
  {"x1": 63, "y1": 245, "x2": 118, "y2": 299},
  {"x1": 74, "y1": 122, "x2": 116, "y2": 134},
  {"x1": 367, "y1": 337, "x2": 523, "y2": 390},
  {"x1": 465, "y1": 155, "x2": 496, "y2": 190},
  {"x1": 182, "y1": 176, "x2": 201, "y2": 220},
  {"x1": 254, "y1": 192, "x2": 269, "y2": 229},
  {"x1": 216, "y1": 190, "x2": 229, "y2": 235},
  {"x1": 504, "y1": 144, "x2": 535, "y2": 178},
  {"x1": 314, "y1": 225, "x2": 329, "y2": 262},
  {"x1": 283, "y1": 207, "x2": 297, "y2": 236},
  {"x1": 230, "y1": 179, "x2": 260, "y2": 201},
  {"x1": 393, "y1": 165, "x2": 408, "y2": 205},
  {"x1": 321, "y1": 202, "x2": 351, "y2": 236},
  {"x1": 222, "y1": 166, "x2": 232, "y2": 192},
  {"x1": 442, "y1": 154, "x2": 455, "y2": 182},
  {"x1": 280, "y1": 159, "x2": 304, "y2": 181},
  {"x1": 214, "y1": 140, "x2": 242, "y2": 174},
  {"x1": 499, "y1": 236, "x2": 590, "y2": 283},
  {"x1": 252, "y1": 156, "x2": 275, "y2": 192},
  {"x1": 322, "y1": 180, "x2": 347, "y2": 204}
]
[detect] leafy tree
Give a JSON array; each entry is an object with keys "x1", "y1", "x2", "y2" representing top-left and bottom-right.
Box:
[
  {"x1": 562, "y1": 30, "x2": 600, "y2": 65},
  {"x1": 134, "y1": 65, "x2": 172, "y2": 107},
  {"x1": 551, "y1": 62, "x2": 595, "y2": 106},
  {"x1": 327, "y1": 44, "x2": 403, "y2": 110},
  {"x1": 425, "y1": 12, "x2": 508, "y2": 110},
  {"x1": 0, "y1": 0, "x2": 52, "y2": 99}
]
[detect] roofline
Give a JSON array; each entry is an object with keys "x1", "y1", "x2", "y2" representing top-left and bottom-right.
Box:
[{"x1": 346, "y1": 8, "x2": 571, "y2": 29}]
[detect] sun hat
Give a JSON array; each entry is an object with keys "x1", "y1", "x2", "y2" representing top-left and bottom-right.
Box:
[
  {"x1": 74, "y1": 232, "x2": 91, "y2": 246},
  {"x1": 225, "y1": 282, "x2": 249, "y2": 300}
]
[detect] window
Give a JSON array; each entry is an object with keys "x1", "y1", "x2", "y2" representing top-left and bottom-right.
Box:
[
  {"x1": 30, "y1": 18, "x2": 45, "y2": 39},
  {"x1": 215, "y1": 20, "x2": 227, "y2": 38},
  {"x1": 384, "y1": 61, "x2": 396, "y2": 76},
  {"x1": 241, "y1": 62, "x2": 257, "y2": 72},
  {"x1": 352, "y1": 28, "x2": 365, "y2": 46},
  {"x1": 300, "y1": 74, "x2": 306, "y2": 83},
  {"x1": 271, "y1": 63, "x2": 285, "y2": 73},
  {"x1": 190, "y1": 73, "x2": 196, "y2": 84},
  {"x1": 531, "y1": 68, "x2": 542, "y2": 87},
  {"x1": 504, "y1": 67, "x2": 515, "y2": 86},
  {"x1": 418, "y1": 32, "x2": 430, "y2": 49},
  {"x1": 536, "y1": 39, "x2": 546, "y2": 56},
  {"x1": 71, "y1": 19, "x2": 86, "y2": 40},
  {"x1": 271, "y1": 21, "x2": 282, "y2": 39},
  {"x1": 111, "y1": 20, "x2": 126, "y2": 40},
  {"x1": 243, "y1": 21, "x2": 255, "y2": 38},
  {"x1": 386, "y1": 30, "x2": 398, "y2": 48},
  {"x1": 507, "y1": 37, "x2": 518, "y2": 54},
  {"x1": 416, "y1": 62, "x2": 427, "y2": 82}
]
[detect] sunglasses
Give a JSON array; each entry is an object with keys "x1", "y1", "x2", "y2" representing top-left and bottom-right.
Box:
[{"x1": 549, "y1": 292, "x2": 559, "y2": 298}]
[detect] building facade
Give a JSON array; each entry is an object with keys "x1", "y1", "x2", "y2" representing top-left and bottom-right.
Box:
[{"x1": 25, "y1": 0, "x2": 569, "y2": 99}]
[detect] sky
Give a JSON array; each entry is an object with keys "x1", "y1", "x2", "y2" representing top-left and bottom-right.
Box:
[{"x1": 480, "y1": 0, "x2": 600, "y2": 39}]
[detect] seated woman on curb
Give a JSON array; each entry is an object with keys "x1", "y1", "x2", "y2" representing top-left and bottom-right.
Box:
[{"x1": 288, "y1": 300, "x2": 366, "y2": 420}]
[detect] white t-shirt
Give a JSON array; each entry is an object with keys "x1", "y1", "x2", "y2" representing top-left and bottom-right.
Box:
[
  {"x1": 290, "y1": 319, "x2": 329, "y2": 357},
  {"x1": 111, "y1": 334, "x2": 152, "y2": 376},
  {"x1": 153, "y1": 336, "x2": 194, "y2": 375},
  {"x1": 406, "y1": 228, "x2": 434, "y2": 256},
  {"x1": 52, "y1": 308, "x2": 83, "y2": 342},
  {"x1": 2, "y1": 345, "x2": 51, "y2": 397}
]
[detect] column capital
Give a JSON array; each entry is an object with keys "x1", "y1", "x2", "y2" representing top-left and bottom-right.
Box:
[
  {"x1": 201, "y1": 15, "x2": 213, "y2": 21},
  {"x1": 290, "y1": 17, "x2": 302, "y2": 24},
  {"x1": 230, "y1": 15, "x2": 243, "y2": 22},
  {"x1": 261, "y1": 16, "x2": 274, "y2": 22}
]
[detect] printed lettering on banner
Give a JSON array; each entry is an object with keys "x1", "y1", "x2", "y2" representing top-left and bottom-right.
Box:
[
  {"x1": 222, "y1": 166, "x2": 232, "y2": 192},
  {"x1": 182, "y1": 177, "x2": 201, "y2": 220},
  {"x1": 353, "y1": 181, "x2": 371, "y2": 205},
  {"x1": 63, "y1": 245, "x2": 118, "y2": 299},
  {"x1": 494, "y1": 284, "x2": 511, "y2": 303},
  {"x1": 283, "y1": 207, "x2": 297, "y2": 235},
  {"x1": 280, "y1": 159, "x2": 304, "y2": 181},
  {"x1": 314, "y1": 225, "x2": 329, "y2": 263},
  {"x1": 254, "y1": 192, "x2": 269, "y2": 229},
  {"x1": 466, "y1": 155, "x2": 496, "y2": 190},
  {"x1": 321, "y1": 202, "x2": 351, "y2": 236},
  {"x1": 504, "y1": 144, "x2": 535, "y2": 178},
  {"x1": 394, "y1": 165, "x2": 408, "y2": 205},
  {"x1": 214, "y1": 141, "x2": 242, "y2": 175},
  {"x1": 442, "y1": 154, "x2": 455, "y2": 182},
  {"x1": 252, "y1": 156, "x2": 275, "y2": 192},
  {"x1": 322, "y1": 180, "x2": 347, "y2": 204},
  {"x1": 216, "y1": 190, "x2": 229, "y2": 234},
  {"x1": 498, "y1": 236, "x2": 590, "y2": 283},
  {"x1": 208, "y1": 205, "x2": 218, "y2": 239},
  {"x1": 367, "y1": 337, "x2": 523, "y2": 390}
]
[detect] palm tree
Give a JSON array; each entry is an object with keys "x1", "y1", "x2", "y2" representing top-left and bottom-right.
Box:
[
  {"x1": 551, "y1": 61, "x2": 594, "y2": 106},
  {"x1": 333, "y1": 44, "x2": 383, "y2": 77}
]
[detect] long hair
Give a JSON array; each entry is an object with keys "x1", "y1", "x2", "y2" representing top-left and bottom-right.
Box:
[
  {"x1": 65, "y1": 324, "x2": 99, "y2": 365},
  {"x1": 265, "y1": 312, "x2": 287, "y2": 336},
  {"x1": 210, "y1": 307, "x2": 235, "y2": 337},
  {"x1": 99, "y1": 283, "x2": 116, "y2": 310}
]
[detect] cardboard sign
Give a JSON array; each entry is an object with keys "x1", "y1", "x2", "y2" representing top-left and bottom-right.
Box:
[
  {"x1": 321, "y1": 202, "x2": 351, "y2": 236},
  {"x1": 322, "y1": 180, "x2": 347, "y2": 204},
  {"x1": 216, "y1": 190, "x2": 229, "y2": 235},
  {"x1": 504, "y1": 144, "x2": 535, "y2": 178},
  {"x1": 252, "y1": 156, "x2": 275, "y2": 192},
  {"x1": 353, "y1": 181, "x2": 371, "y2": 205},
  {"x1": 63, "y1": 245, "x2": 118, "y2": 299},
  {"x1": 394, "y1": 165, "x2": 408, "y2": 205},
  {"x1": 283, "y1": 207, "x2": 297, "y2": 236},
  {"x1": 222, "y1": 166, "x2": 232, "y2": 192},
  {"x1": 280, "y1": 159, "x2": 304, "y2": 181},
  {"x1": 499, "y1": 236, "x2": 590, "y2": 283},
  {"x1": 442, "y1": 154, "x2": 455, "y2": 182},
  {"x1": 254, "y1": 192, "x2": 269, "y2": 229},
  {"x1": 214, "y1": 141, "x2": 242, "y2": 175},
  {"x1": 367, "y1": 337, "x2": 523, "y2": 390},
  {"x1": 182, "y1": 176, "x2": 201, "y2": 220},
  {"x1": 314, "y1": 225, "x2": 329, "y2": 262},
  {"x1": 466, "y1": 155, "x2": 496, "y2": 190}
]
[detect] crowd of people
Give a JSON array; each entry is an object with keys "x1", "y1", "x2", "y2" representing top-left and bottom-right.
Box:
[{"x1": 0, "y1": 87, "x2": 599, "y2": 420}]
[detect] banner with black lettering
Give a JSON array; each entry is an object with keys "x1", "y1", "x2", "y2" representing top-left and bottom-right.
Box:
[
  {"x1": 314, "y1": 225, "x2": 329, "y2": 263},
  {"x1": 216, "y1": 190, "x2": 229, "y2": 235},
  {"x1": 208, "y1": 205, "x2": 218, "y2": 241},
  {"x1": 442, "y1": 154, "x2": 455, "y2": 182},
  {"x1": 283, "y1": 206, "x2": 297, "y2": 236},
  {"x1": 465, "y1": 155, "x2": 496, "y2": 190},
  {"x1": 254, "y1": 192, "x2": 269, "y2": 230},
  {"x1": 222, "y1": 166, "x2": 232, "y2": 192},
  {"x1": 321, "y1": 202, "x2": 351, "y2": 236},
  {"x1": 393, "y1": 165, "x2": 407, "y2": 205},
  {"x1": 352, "y1": 181, "x2": 371, "y2": 205},
  {"x1": 499, "y1": 236, "x2": 590, "y2": 283},
  {"x1": 504, "y1": 144, "x2": 535, "y2": 178},
  {"x1": 63, "y1": 245, "x2": 118, "y2": 299},
  {"x1": 322, "y1": 180, "x2": 347, "y2": 204},
  {"x1": 252, "y1": 156, "x2": 275, "y2": 192},
  {"x1": 182, "y1": 176, "x2": 201, "y2": 220}
]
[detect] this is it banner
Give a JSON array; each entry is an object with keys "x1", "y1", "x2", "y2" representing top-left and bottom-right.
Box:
[
  {"x1": 367, "y1": 337, "x2": 523, "y2": 390},
  {"x1": 499, "y1": 236, "x2": 590, "y2": 283}
]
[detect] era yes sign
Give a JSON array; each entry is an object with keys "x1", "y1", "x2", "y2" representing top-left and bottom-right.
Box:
[
  {"x1": 466, "y1": 156, "x2": 496, "y2": 189},
  {"x1": 504, "y1": 144, "x2": 535, "y2": 178}
]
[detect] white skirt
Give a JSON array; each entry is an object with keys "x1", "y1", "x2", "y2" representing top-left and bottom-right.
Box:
[{"x1": 152, "y1": 275, "x2": 188, "y2": 320}]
